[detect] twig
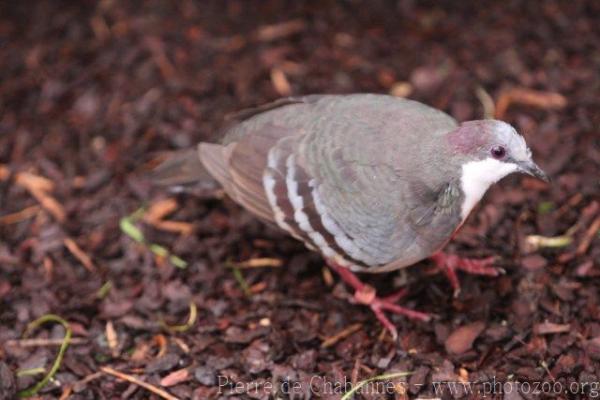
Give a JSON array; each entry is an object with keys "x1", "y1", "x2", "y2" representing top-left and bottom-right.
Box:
[
  {"x1": 0, "y1": 205, "x2": 40, "y2": 225},
  {"x1": 16, "y1": 368, "x2": 46, "y2": 377},
  {"x1": 57, "y1": 370, "x2": 104, "y2": 398},
  {"x1": 101, "y1": 366, "x2": 180, "y2": 400},
  {"x1": 495, "y1": 88, "x2": 567, "y2": 119},
  {"x1": 6, "y1": 337, "x2": 87, "y2": 348},
  {"x1": 172, "y1": 337, "x2": 190, "y2": 354},
  {"x1": 554, "y1": 193, "x2": 583, "y2": 218},
  {"x1": 15, "y1": 172, "x2": 66, "y2": 223},
  {"x1": 475, "y1": 86, "x2": 495, "y2": 119},
  {"x1": 234, "y1": 257, "x2": 283, "y2": 269},
  {"x1": 144, "y1": 37, "x2": 177, "y2": 81},
  {"x1": 576, "y1": 216, "x2": 600, "y2": 255},
  {"x1": 321, "y1": 323, "x2": 363, "y2": 348},
  {"x1": 17, "y1": 314, "x2": 72, "y2": 398},
  {"x1": 526, "y1": 234, "x2": 572, "y2": 250},
  {"x1": 64, "y1": 238, "x2": 97, "y2": 273}
]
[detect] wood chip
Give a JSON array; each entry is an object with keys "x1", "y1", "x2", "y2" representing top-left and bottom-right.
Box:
[
  {"x1": 105, "y1": 321, "x2": 119, "y2": 357},
  {"x1": 0, "y1": 164, "x2": 9, "y2": 180},
  {"x1": 521, "y1": 254, "x2": 548, "y2": 271},
  {"x1": 150, "y1": 220, "x2": 194, "y2": 236},
  {"x1": 534, "y1": 322, "x2": 571, "y2": 335},
  {"x1": 249, "y1": 281, "x2": 267, "y2": 294},
  {"x1": 445, "y1": 321, "x2": 486, "y2": 354},
  {"x1": 130, "y1": 341, "x2": 152, "y2": 362},
  {"x1": 144, "y1": 198, "x2": 179, "y2": 222},
  {"x1": 160, "y1": 368, "x2": 190, "y2": 387},
  {"x1": 322, "y1": 267, "x2": 334, "y2": 287},
  {"x1": 256, "y1": 19, "x2": 305, "y2": 42},
  {"x1": 58, "y1": 385, "x2": 72, "y2": 400},
  {"x1": 389, "y1": 82, "x2": 413, "y2": 98},
  {"x1": 143, "y1": 198, "x2": 193, "y2": 235},
  {"x1": 154, "y1": 334, "x2": 168, "y2": 358},
  {"x1": 64, "y1": 238, "x2": 97, "y2": 273},
  {"x1": 90, "y1": 16, "x2": 110, "y2": 41},
  {"x1": 15, "y1": 171, "x2": 54, "y2": 192},
  {"x1": 270, "y1": 68, "x2": 292, "y2": 96}
]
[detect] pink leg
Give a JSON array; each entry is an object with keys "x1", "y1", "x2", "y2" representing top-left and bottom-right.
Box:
[
  {"x1": 430, "y1": 252, "x2": 504, "y2": 297},
  {"x1": 328, "y1": 262, "x2": 430, "y2": 340}
]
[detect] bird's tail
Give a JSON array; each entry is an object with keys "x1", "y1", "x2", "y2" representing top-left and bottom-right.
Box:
[{"x1": 150, "y1": 147, "x2": 218, "y2": 191}]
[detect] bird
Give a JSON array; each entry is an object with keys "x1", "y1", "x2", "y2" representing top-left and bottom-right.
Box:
[{"x1": 153, "y1": 94, "x2": 549, "y2": 339}]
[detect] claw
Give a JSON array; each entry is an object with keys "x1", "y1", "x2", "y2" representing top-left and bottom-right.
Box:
[
  {"x1": 430, "y1": 252, "x2": 504, "y2": 296},
  {"x1": 328, "y1": 261, "x2": 430, "y2": 340}
]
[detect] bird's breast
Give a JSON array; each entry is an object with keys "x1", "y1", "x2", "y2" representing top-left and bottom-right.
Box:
[{"x1": 459, "y1": 158, "x2": 518, "y2": 220}]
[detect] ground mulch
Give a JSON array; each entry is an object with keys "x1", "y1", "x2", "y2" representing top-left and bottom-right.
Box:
[{"x1": 1, "y1": 1, "x2": 599, "y2": 399}]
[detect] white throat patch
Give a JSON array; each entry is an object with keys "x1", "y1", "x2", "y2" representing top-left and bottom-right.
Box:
[{"x1": 460, "y1": 158, "x2": 518, "y2": 219}]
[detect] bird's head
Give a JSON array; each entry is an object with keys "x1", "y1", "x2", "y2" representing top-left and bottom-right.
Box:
[
  {"x1": 449, "y1": 120, "x2": 549, "y2": 183},
  {"x1": 448, "y1": 119, "x2": 549, "y2": 219}
]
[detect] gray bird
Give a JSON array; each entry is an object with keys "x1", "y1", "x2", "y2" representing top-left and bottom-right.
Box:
[{"x1": 154, "y1": 94, "x2": 548, "y2": 339}]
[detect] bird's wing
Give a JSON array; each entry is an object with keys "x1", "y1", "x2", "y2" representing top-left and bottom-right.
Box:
[
  {"x1": 200, "y1": 94, "x2": 463, "y2": 270},
  {"x1": 298, "y1": 150, "x2": 462, "y2": 271},
  {"x1": 199, "y1": 123, "x2": 301, "y2": 224},
  {"x1": 292, "y1": 96, "x2": 462, "y2": 270},
  {"x1": 198, "y1": 95, "x2": 327, "y2": 224}
]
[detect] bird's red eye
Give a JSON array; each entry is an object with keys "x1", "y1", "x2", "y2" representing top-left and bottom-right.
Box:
[{"x1": 491, "y1": 146, "x2": 506, "y2": 159}]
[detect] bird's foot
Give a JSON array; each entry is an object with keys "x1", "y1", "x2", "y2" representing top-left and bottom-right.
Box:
[
  {"x1": 430, "y1": 252, "x2": 504, "y2": 297},
  {"x1": 328, "y1": 262, "x2": 431, "y2": 340}
]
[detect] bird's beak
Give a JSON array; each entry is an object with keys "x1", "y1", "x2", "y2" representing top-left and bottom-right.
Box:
[{"x1": 519, "y1": 160, "x2": 550, "y2": 182}]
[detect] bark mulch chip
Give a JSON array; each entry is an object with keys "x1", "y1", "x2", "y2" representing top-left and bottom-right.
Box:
[{"x1": 1, "y1": 1, "x2": 599, "y2": 399}]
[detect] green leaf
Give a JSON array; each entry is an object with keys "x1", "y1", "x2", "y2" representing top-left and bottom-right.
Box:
[
  {"x1": 119, "y1": 216, "x2": 145, "y2": 243},
  {"x1": 537, "y1": 201, "x2": 555, "y2": 214}
]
